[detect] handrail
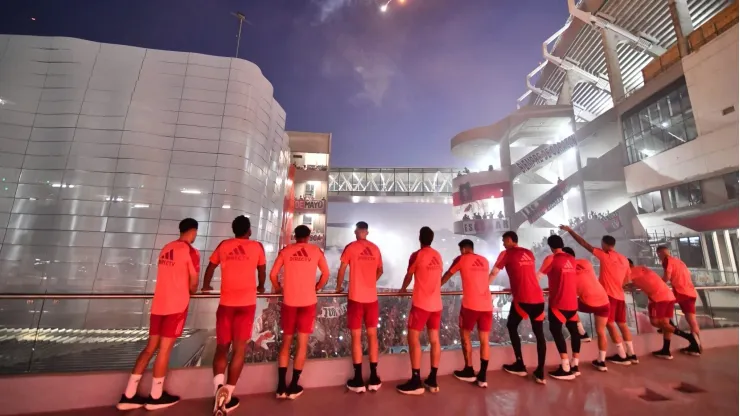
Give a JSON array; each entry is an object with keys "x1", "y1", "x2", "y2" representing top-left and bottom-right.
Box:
[{"x1": 0, "y1": 285, "x2": 735, "y2": 300}]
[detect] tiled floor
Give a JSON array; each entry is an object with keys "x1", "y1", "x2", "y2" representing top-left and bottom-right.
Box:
[{"x1": 35, "y1": 347, "x2": 738, "y2": 416}]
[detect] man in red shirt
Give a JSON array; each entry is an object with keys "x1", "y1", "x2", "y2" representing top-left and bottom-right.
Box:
[
  {"x1": 335, "y1": 221, "x2": 384, "y2": 393},
  {"x1": 490, "y1": 231, "x2": 547, "y2": 385},
  {"x1": 562, "y1": 247, "x2": 611, "y2": 372},
  {"x1": 560, "y1": 226, "x2": 636, "y2": 366},
  {"x1": 441, "y1": 239, "x2": 492, "y2": 388},
  {"x1": 117, "y1": 218, "x2": 200, "y2": 411},
  {"x1": 657, "y1": 246, "x2": 701, "y2": 356},
  {"x1": 201, "y1": 216, "x2": 266, "y2": 414},
  {"x1": 397, "y1": 227, "x2": 443, "y2": 395},
  {"x1": 270, "y1": 225, "x2": 330, "y2": 400},
  {"x1": 538, "y1": 235, "x2": 580, "y2": 381}
]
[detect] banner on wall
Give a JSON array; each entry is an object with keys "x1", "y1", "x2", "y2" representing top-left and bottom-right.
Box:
[
  {"x1": 520, "y1": 180, "x2": 572, "y2": 224},
  {"x1": 461, "y1": 218, "x2": 510, "y2": 235},
  {"x1": 290, "y1": 232, "x2": 325, "y2": 244},
  {"x1": 318, "y1": 303, "x2": 347, "y2": 319},
  {"x1": 515, "y1": 134, "x2": 577, "y2": 174},
  {"x1": 600, "y1": 212, "x2": 623, "y2": 233},
  {"x1": 295, "y1": 198, "x2": 326, "y2": 212}
]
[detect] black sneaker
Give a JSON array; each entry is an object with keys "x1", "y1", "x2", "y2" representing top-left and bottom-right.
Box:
[
  {"x1": 396, "y1": 378, "x2": 424, "y2": 395},
  {"x1": 287, "y1": 384, "x2": 304, "y2": 400},
  {"x1": 475, "y1": 372, "x2": 488, "y2": 388},
  {"x1": 591, "y1": 360, "x2": 608, "y2": 372},
  {"x1": 571, "y1": 365, "x2": 580, "y2": 376},
  {"x1": 680, "y1": 345, "x2": 701, "y2": 357},
  {"x1": 368, "y1": 374, "x2": 382, "y2": 392},
  {"x1": 224, "y1": 397, "x2": 239, "y2": 414},
  {"x1": 503, "y1": 361, "x2": 528, "y2": 377},
  {"x1": 606, "y1": 354, "x2": 632, "y2": 366},
  {"x1": 533, "y1": 368, "x2": 546, "y2": 385},
  {"x1": 652, "y1": 349, "x2": 673, "y2": 360},
  {"x1": 213, "y1": 385, "x2": 229, "y2": 415},
  {"x1": 423, "y1": 377, "x2": 439, "y2": 393},
  {"x1": 548, "y1": 365, "x2": 576, "y2": 381},
  {"x1": 627, "y1": 354, "x2": 639, "y2": 364},
  {"x1": 346, "y1": 376, "x2": 366, "y2": 394},
  {"x1": 144, "y1": 391, "x2": 180, "y2": 411},
  {"x1": 275, "y1": 385, "x2": 287, "y2": 400},
  {"x1": 580, "y1": 332, "x2": 592, "y2": 343},
  {"x1": 116, "y1": 394, "x2": 147, "y2": 411},
  {"x1": 453, "y1": 366, "x2": 477, "y2": 383}
]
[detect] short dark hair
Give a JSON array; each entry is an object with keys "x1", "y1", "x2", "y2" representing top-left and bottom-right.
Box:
[
  {"x1": 628, "y1": 258, "x2": 635, "y2": 266},
  {"x1": 179, "y1": 218, "x2": 198, "y2": 233},
  {"x1": 419, "y1": 226, "x2": 434, "y2": 246},
  {"x1": 458, "y1": 239, "x2": 474, "y2": 250},
  {"x1": 563, "y1": 247, "x2": 576, "y2": 257},
  {"x1": 232, "y1": 215, "x2": 251, "y2": 237},
  {"x1": 656, "y1": 245, "x2": 669, "y2": 253},
  {"x1": 502, "y1": 231, "x2": 518, "y2": 243},
  {"x1": 294, "y1": 225, "x2": 311, "y2": 239},
  {"x1": 601, "y1": 235, "x2": 616, "y2": 247},
  {"x1": 355, "y1": 221, "x2": 369, "y2": 230},
  {"x1": 547, "y1": 235, "x2": 564, "y2": 249}
]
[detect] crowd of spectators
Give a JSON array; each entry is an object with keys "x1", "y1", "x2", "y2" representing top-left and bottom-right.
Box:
[
  {"x1": 455, "y1": 165, "x2": 495, "y2": 178},
  {"x1": 462, "y1": 211, "x2": 505, "y2": 221},
  {"x1": 530, "y1": 210, "x2": 612, "y2": 253}
]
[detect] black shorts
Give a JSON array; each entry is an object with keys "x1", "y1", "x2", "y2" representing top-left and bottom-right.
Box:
[
  {"x1": 548, "y1": 308, "x2": 577, "y2": 324},
  {"x1": 508, "y1": 302, "x2": 545, "y2": 322}
]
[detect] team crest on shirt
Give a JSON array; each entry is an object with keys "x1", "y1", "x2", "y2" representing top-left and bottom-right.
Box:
[
  {"x1": 290, "y1": 247, "x2": 312, "y2": 262},
  {"x1": 225, "y1": 245, "x2": 250, "y2": 262},
  {"x1": 159, "y1": 249, "x2": 175, "y2": 267},
  {"x1": 358, "y1": 246, "x2": 376, "y2": 261}
]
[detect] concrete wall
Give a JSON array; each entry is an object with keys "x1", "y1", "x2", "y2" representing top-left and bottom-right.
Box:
[
  {"x1": 0, "y1": 35, "x2": 290, "y2": 298},
  {"x1": 624, "y1": 28, "x2": 739, "y2": 195}
]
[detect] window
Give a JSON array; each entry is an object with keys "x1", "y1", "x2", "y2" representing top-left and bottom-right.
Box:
[
  {"x1": 302, "y1": 215, "x2": 313, "y2": 226},
  {"x1": 677, "y1": 236, "x2": 704, "y2": 268},
  {"x1": 667, "y1": 181, "x2": 703, "y2": 209},
  {"x1": 622, "y1": 81, "x2": 696, "y2": 164},
  {"x1": 304, "y1": 183, "x2": 315, "y2": 198},
  {"x1": 634, "y1": 190, "x2": 663, "y2": 214},
  {"x1": 705, "y1": 233, "x2": 719, "y2": 269},
  {"x1": 724, "y1": 171, "x2": 739, "y2": 200}
]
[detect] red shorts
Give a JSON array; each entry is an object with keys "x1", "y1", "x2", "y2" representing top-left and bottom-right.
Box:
[
  {"x1": 648, "y1": 300, "x2": 676, "y2": 319},
  {"x1": 607, "y1": 296, "x2": 626, "y2": 323},
  {"x1": 674, "y1": 291, "x2": 697, "y2": 314},
  {"x1": 408, "y1": 306, "x2": 441, "y2": 331},
  {"x1": 578, "y1": 299, "x2": 610, "y2": 318},
  {"x1": 281, "y1": 303, "x2": 316, "y2": 335},
  {"x1": 149, "y1": 309, "x2": 188, "y2": 338},
  {"x1": 347, "y1": 300, "x2": 379, "y2": 330},
  {"x1": 459, "y1": 307, "x2": 493, "y2": 332},
  {"x1": 216, "y1": 304, "x2": 256, "y2": 345}
]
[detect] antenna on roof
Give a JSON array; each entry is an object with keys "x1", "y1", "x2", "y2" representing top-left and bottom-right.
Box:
[{"x1": 231, "y1": 11, "x2": 252, "y2": 58}]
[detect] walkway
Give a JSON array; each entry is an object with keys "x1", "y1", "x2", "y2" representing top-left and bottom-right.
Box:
[{"x1": 35, "y1": 347, "x2": 738, "y2": 416}]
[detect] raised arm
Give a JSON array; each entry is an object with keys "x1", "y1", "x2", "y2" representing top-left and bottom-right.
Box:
[
  {"x1": 316, "y1": 252, "x2": 330, "y2": 291},
  {"x1": 269, "y1": 252, "x2": 284, "y2": 293},
  {"x1": 441, "y1": 256, "x2": 462, "y2": 286},
  {"x1": 202, "y1": 262, "x2": 218, "y2": 291},
  {"x1": 559, "y1": 225, "x2": 595, "y2": 253},
  {"x1": 489, "y1": 251, "x2": 506, "y2": 283}
]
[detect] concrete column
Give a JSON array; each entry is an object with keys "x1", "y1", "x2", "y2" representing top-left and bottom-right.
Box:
[
  {"x1": 600, "y1": 29, "x2": 625, "y2": 103},
  {"x1": 499, "y1": 137, "x2": 516, "y2": 223},
  {"x1": 667, "y1": 0, "x2": 693, "y2": 57}
]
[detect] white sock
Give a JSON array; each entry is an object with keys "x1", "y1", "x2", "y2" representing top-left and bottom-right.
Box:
[
  {"x1": 561, "y1": 358, "x2": 570, "y2": 372},
  {"x1": 615, "y1": 343, "x2": 626, "y2": 358},
  {"x1": 151, "y1": 377, "x2": 165, "y2": 400},
  {"x1": 124, "y1": 374, "x2": 143, "y2": 399},
  {"x1": 214, "y1": 374, "x2": 225, "y2": 394},
  {"x1": 598, "y1": 350, "x2": 606, "y2": 361},
  {"x1": 571, "y1": 357, "x2": 579, "y2": 367},
  {"x1": 225, "y1": 384, "x2": 236, "y2": 401},
  {"x1": 625, "y1": 341, "x2": 634, "y2": 356},
  {"x1": 576, "y1": 322, "x2": 586, "y2": 336}
]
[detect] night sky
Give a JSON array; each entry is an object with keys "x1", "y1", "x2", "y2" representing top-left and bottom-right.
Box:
[{"x1": 2, "y1": 0, "x2": 567, "y2": 168}]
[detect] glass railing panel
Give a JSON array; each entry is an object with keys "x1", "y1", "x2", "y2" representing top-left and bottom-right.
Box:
[
  {"x1": 0, "y1": 298, "x2": 44, "y2": 374},
  {"x1": 699, "y1": 287, "x2": 739, "y2": 329}
]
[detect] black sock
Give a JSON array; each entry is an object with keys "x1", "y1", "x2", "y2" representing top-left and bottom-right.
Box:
[
  {"x1": 278, "y1": 367, "x2": 287, "y2": 388},
  {"x1": 370, "y1": 362, "x2": 378, "y2": 378},
  {"x1": 428, "y1": 367, "x2": 438, "y2": 381},
  {"x1": 412, "y1": 369, "x2": 421, "y2": 381},
  {"x1": 479, "y1": 359, "x2": 489, "y2": 374},
  {"x1": 662, "y1": 339, "x2": 670, "y2": 351},
  {"x1": 290, "y1": 369, "x2": 302, "y2": 387},
  {"x1": 353, "y1": 363, "x2": 362, "y2": 380}
]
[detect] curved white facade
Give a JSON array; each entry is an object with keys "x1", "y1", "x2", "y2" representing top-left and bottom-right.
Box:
[{"x1": 0, "y1": 35, "x2": 290, "y2": 293}]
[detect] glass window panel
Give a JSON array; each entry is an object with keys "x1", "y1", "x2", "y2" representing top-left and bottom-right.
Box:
[
  {"x1": 679, "y1": 86, "x2": 693, "y2": 115},
  {"x1": 638, "y1": 108, "x2": 652, "y2": 132},
  {"x1": 667, "y1": 91, "x2": 682, "y2": 119},
  {"x1": 705, "y1": 233, "x2": 718, "y2": 269},
  {"x1": 665, "y1": 121, "x2": 687, "y2": 146},
  {"x1": 678, "y1": 236, "x2": 705, "y2": 268},
  {"x1": 648, "y1": 102, "x2": 661, "y2": 127},
  {"x1": 731, "y1": 231, "x2": 739, "y2": 269},
  {"x1": 724, "y1": 171, "x2": 739, "y2": 199},
  {"x1": 623, "y1": 118, "x2": 634, "y2": 138},
  {"x1": 687, "y1": 182, "x2": 703, "y2": 206},
  {"x1": 656, "y1": 96, "x2": 670, "y2": 123},
  {"x1": 685, "y1": 116, "x2": 698, "y2": 141},
  {"x1": 650, "y1": 190, "x2": 664, "y2": 212}
]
